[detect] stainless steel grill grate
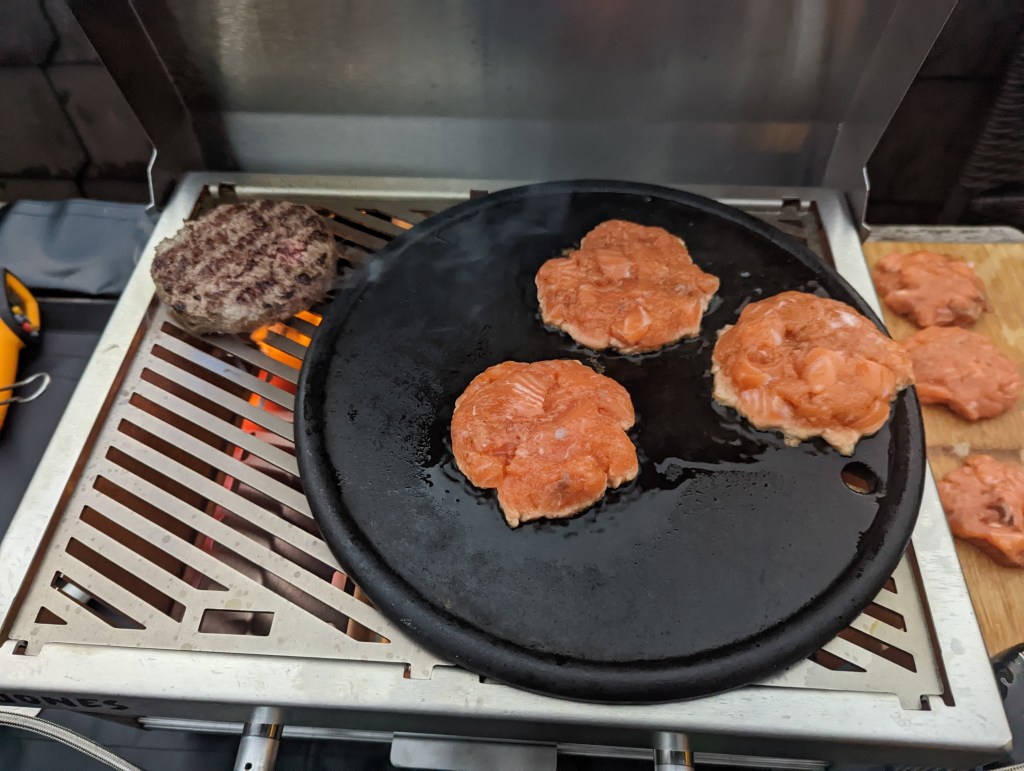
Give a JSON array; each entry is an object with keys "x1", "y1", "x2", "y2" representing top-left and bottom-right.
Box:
[{"x1": 6, "y1": 187, "x2": 942, "y2": 709}]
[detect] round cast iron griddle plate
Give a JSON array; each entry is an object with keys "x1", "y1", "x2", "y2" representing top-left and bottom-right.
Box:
[{"x1": 296, "y1": 180, "x2": 924, "y2": 703}]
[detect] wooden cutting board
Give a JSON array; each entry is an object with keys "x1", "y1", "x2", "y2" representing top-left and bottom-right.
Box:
[{"x1": 863, "y1": 240, "x2": 1024, "y2": 656}]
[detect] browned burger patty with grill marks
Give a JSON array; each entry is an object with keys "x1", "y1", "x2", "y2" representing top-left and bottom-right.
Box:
[{"x1": 151, "y1": 200, "x2": 337, "y2": 334}]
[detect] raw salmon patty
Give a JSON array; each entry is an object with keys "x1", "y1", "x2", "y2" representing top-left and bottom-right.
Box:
[
  {"x1": 536, "y1": 220, "x2": 720, "y2": 353},
  {"x1": 450, "y1": 360, "x2": 638, "y2": 527},
  {"x1": 712, "y1": 291, "x2": 913, "y2": 455},
  {"x1": 873, "y1": 250, "x2": 989, "y2": 328},
  {"x1": 901, "y1": 326, "x2": 1022, "y2": 420},
  {"x1": 938, "y1": 455, "x2": 1024, "y2": 567}
]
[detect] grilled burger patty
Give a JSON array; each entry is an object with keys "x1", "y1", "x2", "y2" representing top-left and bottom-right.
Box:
[{"x1": 151, "y1": 200, "x2": 337, "y2": 334}]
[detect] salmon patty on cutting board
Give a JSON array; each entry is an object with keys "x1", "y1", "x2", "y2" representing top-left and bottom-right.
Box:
[
  {"x1": 900, "y1": 326, "x2": 1022, "y2": 420},
  {"x1": 873, "y1": 250, "x2": 989, "y2": 328},
  {"x1": 938, "y1": 455, "x2": 1024, "y2": 567},
  {"x1": 450, "y1": 360, "x2": 638, "y2": 528},
  {"x1": 151, "y1": 200, "x2": 337, "y2": 334},
  {"x1": 535, "y1": 220, "x2": 720, "y2": 353},
  {"x1": 712, "y1": 291, "x2": 913, "y2": 455}
]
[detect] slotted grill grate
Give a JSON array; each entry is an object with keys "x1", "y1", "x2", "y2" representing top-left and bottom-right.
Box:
[
  {"x1": 6, "y1": 189, "x2": 942, "y2": 709},
  {"x1": 13, "y1": 302, "x2": 443, "y2": 677}
]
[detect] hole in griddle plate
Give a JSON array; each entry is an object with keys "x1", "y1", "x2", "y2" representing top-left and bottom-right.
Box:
[
  {"x1": 150, "y1": 343, "x2": 251, "y2": 400},
  {"x1": 808, "y1": 648, "x2": 866, "y2": 673},
  {"x1": 359, "y1": 208, "x2": 414, "y2": 230},
  {"x1": 780, "y1": 198, "x2": 803, "y2": 221},
  {"x1": 199, "y1": 609, "x2": 274, "y2": 636},
  {"x1": 837, "y1": 627, "x2": 917, "y2": 672},
  {"x1": 189, "y1": 186, "x2": 217, "y2": 220},
  {"x1": 51, "y1": 572, "x2": 145, "y2": 630},
  {"x1": 319, "y1": 209, "x2": 399, "y2": 243},
  {"x1": 331, "y1": 572, "x2": 380, "y2": 613},
  {"x1": 66, "y1": 538, "x2": 186, "y2": 622},
  {"x1": 80, "y1": 505, "x2": 228, "y2": 592},
  {"x1": 34, "y1": 607, "x2": 67, "y2": 626},
  {"x1": 234, "y1": 450, "x2": 306, "y2": 497},
  {"x1": 253, "y1": 329, "x2": 309, "y2": 372},
  {"x1": 138, "y1": 365, "x2": 247, "y2": 429},
  {"x1": 333, "y1": 238, "x2": 372, "y2": 269},
  {"x1": 339, "y1": 584, "x2": 385, "y2": 642},
  {"x1": 99, "y1": 448, "x2": 319, "y2": 574},
  {"x1": 841, "y1": 462, "x2": 878, "y2": 495},
  {"x1": 216, "y1": 184, "x2": 238, "y2": 204},
  {"x1": 93, "y1": 475, "x2": 199, "y2": 545},
  {"x1": 160, "y1": 323, "x2": 258, "y2": 374},
  {"x1": 129, "y1": 389, "x2": 299, "y2": 473},
  {"x1": 862, "y1": 601, "x2": 907, "y2": 631},
  {"x1": 115, "y1": 418, "x2": 221, "y2": 482},
  {"x1": 93, "y1": 474, "x2": 385, "y2": 643},
  {"x1": 129, "y1": 392, "x2": 230, "y2": 456}
]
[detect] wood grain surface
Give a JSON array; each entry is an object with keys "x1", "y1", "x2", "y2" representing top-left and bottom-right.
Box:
[{"x1": 863, "y1": 241, "x2": 1024, "y2": 655}]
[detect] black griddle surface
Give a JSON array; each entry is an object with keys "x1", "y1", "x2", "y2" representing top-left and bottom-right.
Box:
[{"x1": 297, "y1": 181, "x2": 924, "y2": 702}]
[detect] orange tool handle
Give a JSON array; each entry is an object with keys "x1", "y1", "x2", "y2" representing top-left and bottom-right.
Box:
[
  {"x1": 0, "y1": 323, "x2": 24, "y2": 428},
  {"x1": 0, "y1": 270, "x2": 38, "y2": 430}
]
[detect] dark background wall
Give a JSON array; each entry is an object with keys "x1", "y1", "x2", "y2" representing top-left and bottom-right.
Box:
[
  {"x1": 866, "y1": 0, "x2": 1024, "y2": 225},
  {"x1": 1, "y1": 0, "x2": 1022, "y2": 224},
  {"x1": 0, "y1": 0, "x2": 151, "y2": 202}
]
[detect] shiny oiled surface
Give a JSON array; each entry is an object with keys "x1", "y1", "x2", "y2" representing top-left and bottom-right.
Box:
[
  {"x1": 865, "y1": 240, "x2": 1024, "y2": 655},
  {"x1": 299, "y1": 182, "x2": 924, "y2": 701}
]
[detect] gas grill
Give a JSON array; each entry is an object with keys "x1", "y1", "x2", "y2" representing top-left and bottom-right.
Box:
[
  {"x1": 1, "y1": 0, "x2": 1015, "y2": 766},
  {"x1": 0, "y1": 173, "x2": 1008, "y2": 768}
]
